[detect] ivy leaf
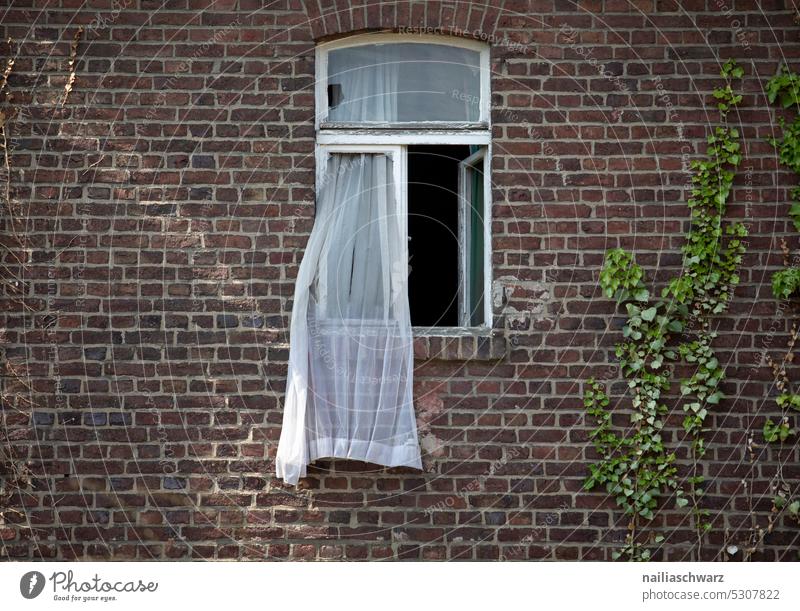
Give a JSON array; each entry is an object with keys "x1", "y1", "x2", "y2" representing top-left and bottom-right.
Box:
[
  {"x1": 641, "y1": 307, "x2": 657, "y2": 322},
  {"x1": 789, "y1": 203, "x2": 800, "y2": 232}
]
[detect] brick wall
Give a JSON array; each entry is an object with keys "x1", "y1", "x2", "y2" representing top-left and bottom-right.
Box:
[{"x1": 1, "y1": 0, "x2": 799, "y2": 561}]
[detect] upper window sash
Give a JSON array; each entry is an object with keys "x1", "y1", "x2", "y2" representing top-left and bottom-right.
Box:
[{"x1": 315, "y1": 34, "x2": 491, "y2": 130}]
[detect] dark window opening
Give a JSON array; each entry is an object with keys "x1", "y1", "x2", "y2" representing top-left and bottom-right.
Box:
[{"x1": 407, "y1": 145, "x2": 471, "y2": 327}]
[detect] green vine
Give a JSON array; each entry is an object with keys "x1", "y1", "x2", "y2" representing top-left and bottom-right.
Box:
[
  {"x1": 586, "y1": 59, "x2": 748, "y2": 560},
  {"x1": 761, "y1": 64, "x2": 800, "y2": 533},
  {"x1": 766, "y1": 66, "x2": 800, "y2": 305},
  {"x1": 772, "y1": 265, "x2": 800, "y2": 299},
  {"x1": 763, "y1": 331, "x2": 800, "y2": 531},
  {"x1": 769, "y1": 66, "x2": 800, "y2": 302}
]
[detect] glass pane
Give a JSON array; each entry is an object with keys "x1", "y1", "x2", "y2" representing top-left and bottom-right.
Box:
[{"x1": 327, "y1": 43, "x2": 481, "y2": 123}]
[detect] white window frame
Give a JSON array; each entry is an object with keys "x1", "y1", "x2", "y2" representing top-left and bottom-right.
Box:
[
  {"x1": 315, "y1": 33, "x2": 491, "y2": 129},
  {"x1": 314, "y1": 144, "x2": 405, "y2": 214},
  {"x1": 315, "y1": 34, "x2": 492, "y2": 330}
]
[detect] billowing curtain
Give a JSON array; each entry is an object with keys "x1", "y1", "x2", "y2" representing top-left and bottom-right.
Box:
[{"x1": 276, "y1": 153, "x2": 422, "y2": 485}]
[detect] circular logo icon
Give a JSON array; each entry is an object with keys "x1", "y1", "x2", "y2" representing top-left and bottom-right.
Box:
[{"x1": 20, "y1": 571, "x2": 45, "y2": 599}]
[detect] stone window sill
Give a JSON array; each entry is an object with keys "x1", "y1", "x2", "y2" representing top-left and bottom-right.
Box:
[{"x1": 411, "y1": 327, "x2": 506, "y2": 361}]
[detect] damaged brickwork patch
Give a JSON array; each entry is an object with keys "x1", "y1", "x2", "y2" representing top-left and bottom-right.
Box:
[
  {"x1": 415, "y1": 386, "x2": 447, "y2": 472},
  {"x1": 494, "y1": 277, "x2": 553, "y2": 333}
]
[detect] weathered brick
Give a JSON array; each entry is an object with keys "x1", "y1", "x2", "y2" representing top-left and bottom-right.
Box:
[{"x1": 0, "y1": 1, "x2": 796, "y2": 563}]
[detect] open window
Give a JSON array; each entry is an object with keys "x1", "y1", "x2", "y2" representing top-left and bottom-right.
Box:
[
  {"x1": 405, "y1": 145, "x2": 487, "y2": 327},
  {"x1": 315, "y1": 34, "x2": 491, "y2": 329}
]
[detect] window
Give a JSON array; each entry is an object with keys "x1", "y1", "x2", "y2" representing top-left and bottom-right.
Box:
[
  {"x1": 315, "y1": 34, "x2": 491, "y2": 329},
  {"x1": 322, "y1": 41, "x2": 484, "y2": 124},
  {"x1": 276, "y1": 35, "x2": 491, "y2": 485}
]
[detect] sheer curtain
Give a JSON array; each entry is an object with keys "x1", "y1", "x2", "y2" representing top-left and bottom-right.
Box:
[
  {"x1": 276, "y1": 153, "x2": 422, "y2": 485},
  {"x1": 327, "y1": 43, "x2": 481, "y2": 123},
  {"x1": 328, "y1": 45, "x2": 399, "y2": 122}
]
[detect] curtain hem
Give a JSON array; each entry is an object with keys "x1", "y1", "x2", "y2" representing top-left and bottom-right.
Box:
[
  {"x1": 309, "y1": 437, "x2": 422, "y2": 470},
  {"x1": 277, "y1": 438, "x2": 422, "y2": 486}
]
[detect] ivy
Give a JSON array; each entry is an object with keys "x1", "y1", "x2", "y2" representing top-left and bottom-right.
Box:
[
  {"x1": 599, "y1": 248, "x2": 648, "y2": 301},
  {"x1": 766, "y1": 64, "x2": 800, "y2": 109},
  {"x1": 762, "y1": 327, "x2": 800, "y2": 531},
  {"x1": 585, "y1": 59, "x2": 747, "y2": 560},
  {"x1": 763, "y1": 417, "x2": 794, "y2": 443},
  {"x1": 776, "y1": 391, "x2": 800, "y2": 412},
  {"x1": 769, "y1": 118, "x2": 800, "y2": 232},
  {"x1": 767, "y1": 66, "x2": 800, "y2": 233},
  {"x1": 772, "y1": 267, "x2": 800, "y2": 299},
  {"x1": 761, "y1": 65, "x2": 800, "y2": 533}
]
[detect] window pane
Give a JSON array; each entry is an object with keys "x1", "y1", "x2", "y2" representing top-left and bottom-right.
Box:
[
  {"x1": 407, "y1": 145, "x2": 471, "y2": 326},
  {"x1": 327, "y1": 43, "x2": 481, "y2": 123},
  {"x1": 406, "y1": 146, "x2": 487, "y2": 328}
]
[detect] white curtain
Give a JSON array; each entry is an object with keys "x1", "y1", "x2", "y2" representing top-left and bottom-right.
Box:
[
  {"x1": 276, "y1": 153, "x2": 422, "y2": 485},
  {"x1": 327, "y1": 43, "x2": 481, "y2": 123},
  {"x1": 328, "y1": 45, "x2": 399, "y2": 122}
]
